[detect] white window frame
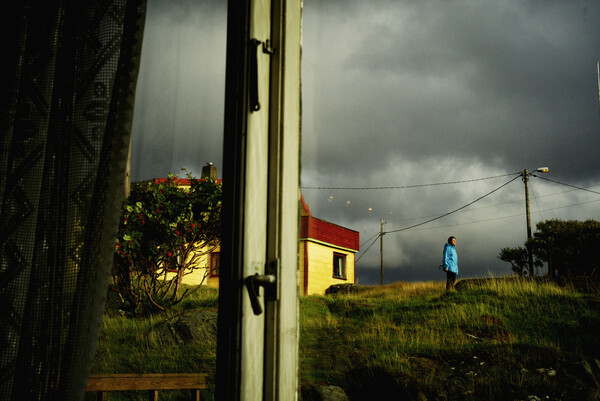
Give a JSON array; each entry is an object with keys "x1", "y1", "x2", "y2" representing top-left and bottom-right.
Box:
[{"x1": 215, "y1": 1, "x2": 301, "y2": 400}]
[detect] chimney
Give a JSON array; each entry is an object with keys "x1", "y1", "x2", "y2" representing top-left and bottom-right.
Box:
[{"x1": 201, "y1": 162, "x2": 218, "y2": 180}]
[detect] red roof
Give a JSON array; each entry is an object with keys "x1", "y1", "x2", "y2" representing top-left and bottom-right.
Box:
[
  {"x1": 300, "y1": 215, "x2": 360, "y2": 252},
  {"x1": 152, "y1": 177, "x2": 222, "y2": 185},
  {"x1": 300, "y1": 194, "x2": 312, "y2": 217}
]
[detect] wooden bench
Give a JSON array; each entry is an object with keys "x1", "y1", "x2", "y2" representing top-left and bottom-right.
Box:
[{"x1": 86, "y1": 373, "x2": 207, "y2": 401}]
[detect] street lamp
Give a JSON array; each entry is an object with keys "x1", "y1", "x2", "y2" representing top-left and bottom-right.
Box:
[{"x1": 522, "y1": 167, "x2": 549, "y2": 276}]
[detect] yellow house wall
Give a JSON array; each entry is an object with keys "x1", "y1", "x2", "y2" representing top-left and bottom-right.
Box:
[
  {"x1": 168, "y1": 244, "x2": 220, "y2": 288},
  {"x1": 298, "y1": 241, "x2": 306, "y2": 293},
  {"x1": 303, "y1": 240, "x2": 355, "y2": 296},
  {"x1": 174, "y1": 240, "x2": 354, "y2": 295}
]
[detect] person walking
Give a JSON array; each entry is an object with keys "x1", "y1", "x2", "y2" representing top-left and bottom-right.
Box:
[{"x1": 442, "y1": 236, "x2": 458, "y2": 290}]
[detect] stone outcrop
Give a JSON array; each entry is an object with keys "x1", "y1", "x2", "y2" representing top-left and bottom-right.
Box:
[
  {"x1": 301, "y1": 385, "x2": 349, "y2": 401},
  {"x1": 146, "y1": 309, "x2": 218, "y2": 345},
  {"x1": 325, "y1": 284, "x2": 365, "y2": 295}
]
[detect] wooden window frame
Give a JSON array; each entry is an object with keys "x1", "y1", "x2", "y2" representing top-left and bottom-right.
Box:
[
  {"x1": 209, "y1": 252, "x2": 220, "y2": 277},
  {"x1": 333, "y1": 252, "x2": 347, "y2": 280}
]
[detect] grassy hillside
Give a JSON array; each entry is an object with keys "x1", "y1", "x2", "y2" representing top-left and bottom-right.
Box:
[
  {"x1": 300, "y1": 279, "x2": 600, "y2": 400},
  {"x1": 91, "y1": 278, "x2": 600, "y2": 400}
]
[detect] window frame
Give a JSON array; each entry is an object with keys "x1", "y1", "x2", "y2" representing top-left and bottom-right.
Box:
[
  {"x1": 209, "y1": 251, "x2": 220, "y2": 277},
  {"x1": 333, "y1": 252, "x2": 347, "y2": 280},
  {"x1": 215, "y1": 1, "x2": 301, "y2": 399}
]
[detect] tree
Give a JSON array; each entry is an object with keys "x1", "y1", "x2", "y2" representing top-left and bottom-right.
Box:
[
  {"x1": 498, "y1": 247, "x2": 526, "y2": 276},
  {"x1": 527, "y1": 219, "x2": 600, "y2": 277},
  {"x1": 498, "y1": 246, "x2": 541, "y2": 277},
  {"x1": 499, "y1": 219, "x2": 600, "y2": 278},
  {"x1": 113, "y1": 170, "x2": 222, "y2": 312}
]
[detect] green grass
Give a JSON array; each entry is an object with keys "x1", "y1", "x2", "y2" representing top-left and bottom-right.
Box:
[
  {"x1": 88, "y1": 286, "x2": 219, "y2": 400},
  {"x1": 91, "y1": 278, "x2": 600, "y2": 400},
  {"x1": 299, "y1": 279, "x2": 600, "y2": 400}
]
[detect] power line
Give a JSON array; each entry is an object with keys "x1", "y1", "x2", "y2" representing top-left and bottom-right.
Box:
[
  {"x1": 381, "y1": 198, "x2": 600, "y2": 232},
  {"x1": 356, "y1": 176, "x2": 521, "y2": 261},
  {"x1": 529, "y1": 179, "x2": 544, "y2": 221},
  {"x1": 384, "y1": 175, "x2": 522, "y2": 234},
  {"x1": 301, "y1": 172, "x2": 520, "y2": 190},
  {"x1": 355, "y1": 176, "x2": 519, "y2": 261},
  {"x1": 355, "y1": 233, "x2": 381, "y2": 263},
  {"x1": 304, "y1": 176, "x2": 600, "y2": 225},
  {"x1": 353, "y1": 175, "x2": 600, "y2": 262},
  {"x1": 533, "y1": 175, "x2": 600, "y2": 196},
  {"x1": 413, "y1": 213, "x2": 525, "y2": 230},
  {"x1": 384, "y1": 182, "x2": 600, "y2": 225},
  {"x1": 360, "y1": 232, "x2": 380, "y2": 248},
  {"x1": 531, "y1": 198, "x2": 600, "y2": 214},
  {"x1": 384, "y1": 199, "x2": 523, "y2": 225}
]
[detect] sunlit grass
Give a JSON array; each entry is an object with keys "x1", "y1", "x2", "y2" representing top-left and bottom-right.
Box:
[
  {"x1": 92, "y1": 277, "x2": 600, "y2": 400},
  {"x1": 299, "y1": 277, "x2": 600, "y2": 400}
]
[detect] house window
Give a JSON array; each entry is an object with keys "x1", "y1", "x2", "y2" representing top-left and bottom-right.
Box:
[
  {"x1": 333, "y1": 253, "x2": 346, "y2": 279},
  {"x1": 166, "y1": 253, "x2": 181, "y2": 273},
  {"x1": 210, "y1": 252, "x2": 220, "y2": 277}
]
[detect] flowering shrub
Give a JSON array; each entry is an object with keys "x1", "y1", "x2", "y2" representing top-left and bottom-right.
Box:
[{"x1": 113, "y1": 170, "x2": 222, "y2": 312}]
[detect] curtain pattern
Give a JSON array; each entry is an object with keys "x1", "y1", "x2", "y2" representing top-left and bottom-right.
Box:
[{"x1": 0, "y1": 1, "x2": 146, "y2": 400}]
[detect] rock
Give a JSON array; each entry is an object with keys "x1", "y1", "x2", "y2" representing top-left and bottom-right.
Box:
[
  {"x1": 317, "y1": 385, "x2": 350, "y2": 401},
  {"x1": 146, "y1": 309, "x2": 218, "y2": 345},
  {"x1": 301, "y1": 385, "x2": 349, "y2": 401},
  {"x1": 325, "y1": 284, "x2": 363, "y2": 295}
]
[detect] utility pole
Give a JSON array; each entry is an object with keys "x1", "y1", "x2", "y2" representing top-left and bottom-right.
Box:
[
  {"x1": 523, "y1": 169, "x2": 534, "y2": 277},
  {"x1": 522, "y1": 167, "x2": 548, "y2": 276},
  {"x1": 597, "y1": 61, "x2": 599, "y2": 115},
  {"x1": 380, "y1": 219, "x2": 384, "y2": 286}
]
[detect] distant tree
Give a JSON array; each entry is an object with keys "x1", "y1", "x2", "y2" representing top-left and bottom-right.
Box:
[
  {"x1": 113, "y1": 170, "x2": 222, "y2": 312},
  {"x1": 527, "y1": 219, "x2": 600, "y2": 277},
  {"x1": 498, "y1": 246, "x2": 542, "y2": 277},
  {"x1": 499, "y1": 219, "x2": 600, "y2": 278}
]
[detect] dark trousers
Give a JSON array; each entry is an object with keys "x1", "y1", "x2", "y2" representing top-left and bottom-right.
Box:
[{"x1": 446, "y1": 271, "x2": 456, "y2": 290}]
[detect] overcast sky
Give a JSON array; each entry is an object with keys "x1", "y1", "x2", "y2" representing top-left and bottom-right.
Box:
[{"x1": 131, "y1": 0, "x2": 600, "y2": 284}]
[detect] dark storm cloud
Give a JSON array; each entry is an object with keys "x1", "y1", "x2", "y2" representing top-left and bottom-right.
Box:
[{"x1": 302, "y1": 0, "x2": 600, "y2": 183}]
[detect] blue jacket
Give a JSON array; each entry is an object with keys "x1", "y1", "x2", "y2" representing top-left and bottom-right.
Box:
[{"x1": 443, "y1": 243, "x2": 458, "y2": 274}]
